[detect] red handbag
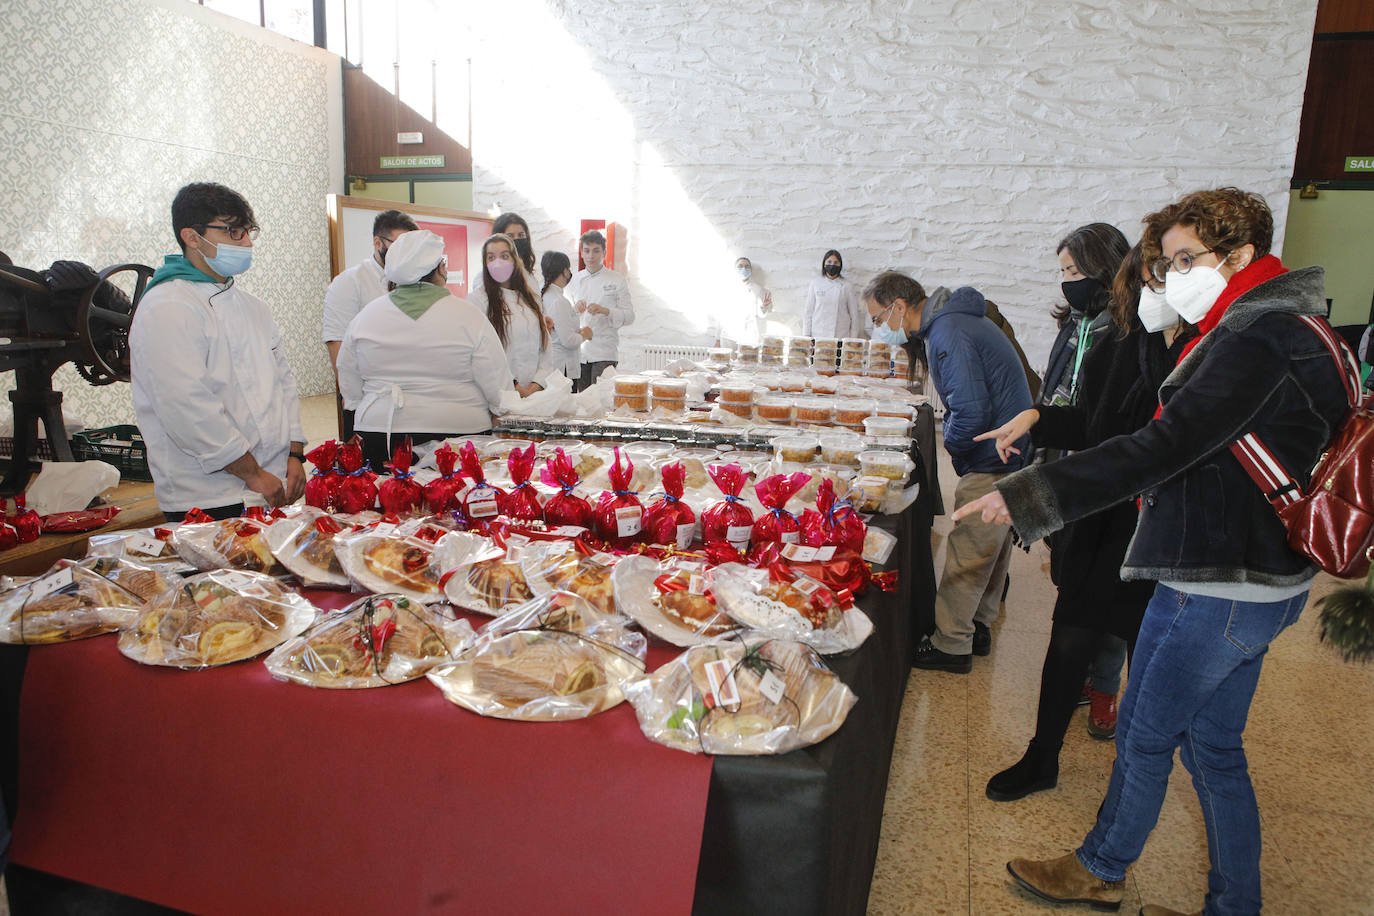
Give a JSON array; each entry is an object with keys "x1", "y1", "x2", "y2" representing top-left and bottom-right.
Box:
[{"x1": 1229, "y1": 315, "x2": 1373, "y2": 578}]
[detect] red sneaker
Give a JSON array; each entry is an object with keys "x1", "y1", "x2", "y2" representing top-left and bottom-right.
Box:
[{"x1": 1086, "y1": 687, "x2": 1117, "y2": 740}]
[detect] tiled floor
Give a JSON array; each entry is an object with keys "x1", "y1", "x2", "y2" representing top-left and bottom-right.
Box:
[{"x1": 867, "y1": 447, "x2": 1374, "y2": 916}]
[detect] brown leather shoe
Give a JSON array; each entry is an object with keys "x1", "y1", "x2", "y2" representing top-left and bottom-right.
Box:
[
  {"x1": 1006, "y1": 852, "x2": 1125, "y2": 911},
  {"x1": 1139, "y1": 906, "x2": 1200, "y2": 916}
]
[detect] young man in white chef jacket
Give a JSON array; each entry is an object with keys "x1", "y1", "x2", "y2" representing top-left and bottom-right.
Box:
[
  {"x1": 568, "y1": 229, "x2": 634, "y2": 391},
  {"x1": 130, "y1": 182, "x2": 306, "y2": 520},
  {"x1": 322, "y1": 209, "x2": 418, "y2": 437}
]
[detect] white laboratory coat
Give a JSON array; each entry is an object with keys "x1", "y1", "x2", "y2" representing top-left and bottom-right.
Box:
[
  {"x1": 567, "y1": 266, "x2": 633, "y2": 363},
  {"x1": 337, "y1": 288, "x2": 512, "y2": 441},
  {"x1": 465, "y1": 283, "x2": 559, "y2": 387},
  {"x1": 712, "y1": 279, "x2": 773, "y2": 346},
  {"x1": 803, "y1": 275, "x2": 862, "y2": 339},
  {"x1": 321, "y1": 255, "x2": 386, "y2": 343},
  {"x1": 542, "y1": 284, "x2": 583, "y2": 377},
  {"x1": 130, "y1": 278, "x2": 305, "y2": 513}
]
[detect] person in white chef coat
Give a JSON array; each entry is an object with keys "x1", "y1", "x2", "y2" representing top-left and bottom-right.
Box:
[
  {"x1": 466, "y1": 233, "x2": 559, "y2": 395},
  {"x1": 337, "y1": 230, "x2": 513, "y2": 472},
  {"x1": 130, "y1": 182, "x2": 306, "y2": 520},
  {"x1": 539, "y1": 249, "x2": 592, "y2": 379},
  {"x1": 712, "y1": 255, "x2": 774, "y2": 346},
  {"x1": 568, "y1": 229, "x2": 634, "y2": 391},
  {"x1": 803, "y1": 248, "x2": 863, "y2": 339},
  {"x1": 322, "y1": 208, "x2": 418, "y2": 438}
]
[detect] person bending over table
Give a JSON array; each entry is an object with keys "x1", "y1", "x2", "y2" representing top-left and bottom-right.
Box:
[
  {"x1": 337, "y1": 230, "x2": 512, "y2": 472},
  {"x1": 955, "y1": 187, "x2": 1349, "y2": 916},
  {"x1": 130, "y1": 182, "x2": 305, "y2": 522}
]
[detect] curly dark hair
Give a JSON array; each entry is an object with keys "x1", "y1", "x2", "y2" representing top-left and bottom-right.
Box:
[
  {"x1": 1147, "y1": 187, "x2": 1273, "y2": 263},
  {"x1": 171, "y1": 183, "x2": 257, "y2": 253},
  {"x1": 1108, "y1": 241, "x2": 1148, "y2": 335}
]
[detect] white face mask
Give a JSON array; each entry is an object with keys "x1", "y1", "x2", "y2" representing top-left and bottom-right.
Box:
[
  {"x1": 1136, "y1": 286, "x2": 1178, "y2": 333},
  {"x1": 1164, "y1": 264, "x2": 1228, "y2": 324}
]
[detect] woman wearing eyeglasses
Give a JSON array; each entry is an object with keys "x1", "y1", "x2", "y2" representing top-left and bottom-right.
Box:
[
  {"x1": 957, "y1": 188, "x2": 1350, "y2": 914},
  {"x1": 976, "y1": 240, "x2": 1194, "y2": 805},
  {"x1": 337, "y1": 230, "x2": 513, "y2": 472}
]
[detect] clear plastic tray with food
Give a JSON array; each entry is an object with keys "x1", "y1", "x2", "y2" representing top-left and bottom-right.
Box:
[
  {"x1": 707, "y1": 562, "x2": 873, "y2": 655},
  {"x1": 858, "y1": 449, "x2": 916, "y2": 484},
  {"x1": 819, "y1": 434, "x2": 866, "y2": 466},
  {"x1": 771, "y1": 434, "x2": 820, "y2": 464}
]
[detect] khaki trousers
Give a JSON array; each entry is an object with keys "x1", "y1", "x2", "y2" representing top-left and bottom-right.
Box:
[{"x1": 931, "y1": 471, "x2": 1014, "y2": 655}]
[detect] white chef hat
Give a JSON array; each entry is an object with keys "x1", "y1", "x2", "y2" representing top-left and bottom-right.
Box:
[{"x1": 384, "y1": 229, "x2": 446, "y2": 285}]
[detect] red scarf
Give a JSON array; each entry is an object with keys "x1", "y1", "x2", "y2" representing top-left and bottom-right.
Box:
[{"x1": 1151, "y1": 254, "x2": 1288, "y2": 419}]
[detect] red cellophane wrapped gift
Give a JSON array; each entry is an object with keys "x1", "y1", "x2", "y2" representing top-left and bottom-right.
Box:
[
  {"x1": 335, "y1": 435, "x2": 378, "y2": 513},
  {"x1": 303, "y1": 440, "x2": 342, "y2": 511},
  {"x1": 642, "y1": 461, "x2": 696, "y2": 549},
  {"x1": 8, "y1": 495, "x2": 41, "y2": 544},
  {"x1": 593, "y1": 447, "x2": 643, "y2": 548},
  {"x1": 539, "y1": 448, "x2": 593, "y2": 530},
  {"x1": 799, "y1": 479, "x2": 865, "y2": 554},
  {"x1": 424, "y1": 444, "x2": 465, "y2": 514},
  {"x1": 751, "y1": 471, "x2": 811, "y2": 547},
  {"x1": 378, "y1": 438, "x2": 425, "y2": 517},
  {"x1": 701, "y1": 463, "x2": 754, "y2": 552},
  {"x1": 502, "y1": 444, "x2": 543, "y2": 521},
  {"x1": 458, "y1": 441, "x2": 505, "y2": 529}
]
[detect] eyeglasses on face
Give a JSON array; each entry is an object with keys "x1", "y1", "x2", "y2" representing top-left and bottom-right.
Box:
[
  {"x1": 198, "y1": 223, "x2": 261, "y2": 241},
  {"x1": 1149, "y1": 247, "x2": 1218, "y2": 284}
]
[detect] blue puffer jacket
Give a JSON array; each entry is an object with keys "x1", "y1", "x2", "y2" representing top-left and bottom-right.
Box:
[{"x1": 915, "y1": 286, "x2": 1034, "y2": 476}]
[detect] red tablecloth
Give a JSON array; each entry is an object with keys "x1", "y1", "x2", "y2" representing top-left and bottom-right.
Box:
[{"x1": 10, "y1": 590, "x2": 713, "y2": 915}]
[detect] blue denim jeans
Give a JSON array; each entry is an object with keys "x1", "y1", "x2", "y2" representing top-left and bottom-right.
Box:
[{"x1": 1075, "y1": 584, "x2": 1307, "y2": 916}]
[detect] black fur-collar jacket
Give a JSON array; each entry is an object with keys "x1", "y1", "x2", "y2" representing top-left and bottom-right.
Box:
[{"x1": 999, "y1": 267, "x2": 1349, "y2": 587}]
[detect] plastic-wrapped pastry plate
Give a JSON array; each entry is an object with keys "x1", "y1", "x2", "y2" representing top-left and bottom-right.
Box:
[{"x1": 611, "y1": 555, "x2": 740, "y2": 647}]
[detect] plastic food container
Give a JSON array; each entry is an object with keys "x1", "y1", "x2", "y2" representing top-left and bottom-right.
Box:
[
  {"x1": 875, "y1": 401, "x2": 916, "y2": 420},
  {"x1": 793, "y1": 397, "x2": 833, "y2": 425},
  {"x1": 761, "y1": 335, "x2": 787, "y2": 353},
  {"x1": 651, "y1": 396, "x2": 687, "y2": 413},
  {"x1": 851, "y1": 475, "x2": 890, "y2": 512},
  {"x1": 614, "y1": 375, "x2": 650, "y2": 396},
  {"x1": 777, "y1": 373, "x2": 808, "y2": 393},
  {"x1": 808, "y1": 376, "x2": 839, "y2": 395},
  {"x1": 651, "y1": 378, "x2": 689, "y2": 399},
  {"x1": 819, "y1": 434, "x2": 865, "y2": 466},
  {"x1": 718, "y1": 382, "x2": 756, "y2": 404},
  {"x1": 858, "y1": 449, "x2": 915, "y2": 482},
  {"x1": 863, "y1": 415, "x2": 912, "y2": 438},
  {"x1": 840, "y1": 337, "x2": 868, "y2": 351},
  {"x1": 719, "y1": 402, "x2": 753, "y2": 419},
  {"x1": 771, "y1": 434, "x2": 820, "y2": 464},
  {"x1": 613, "y1": 394, "x2": 650, "y2": 411},
  {"x1": 754, "y1": 396, "x2": 794, "y2": 423},
  {"x1": 834, "y1": 398, "x2": 877, "y2": 426}
]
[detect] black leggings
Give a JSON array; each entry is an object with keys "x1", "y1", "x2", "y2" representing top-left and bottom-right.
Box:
[{"x1": 1033, "y1": 622, "x2": 1137, "y2": 752}]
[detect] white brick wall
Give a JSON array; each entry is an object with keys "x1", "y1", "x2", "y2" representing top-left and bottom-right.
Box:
[{"x1": 466, "y1": 0, "x2": 1318, "y2": 371}]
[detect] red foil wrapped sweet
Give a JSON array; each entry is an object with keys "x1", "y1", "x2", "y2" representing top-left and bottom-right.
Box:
[
  {"x1": 642, "y1": 461, "x2": 696, "y2": 549},
  {"x1": 9, "y1": 495, "x2": 41, "y2": 544},
  {"x1": 539, "y1": 448, "x2": 593, "y2": 531},
  {"x1": 701, "y1": 463, "x2": 754, "y2": 552},
  {"x1": 335, "y1": 435, "x2": 378, "y2": 513},
  {"x1": 303, "y1": 440, "x2": 342, "y2": 511},
  {"x1": 501, "y1": 443, "x2": 543, "y2": 521},
  {"x1": 751, "y1": 471, "x2": 810, "y2": 547},
  {"x1": 458, "y1": 441, "x2": 505, "y2": 528},
  {"x1": 800, "y1": 479, "x2": 865, "y2": 554},
  {"x1": 593, "y1": 447, "x2": 643, "y2": 548},
  {"x1": 0, "y1": 523, "x2": 16, "y2": 552},
  {"x1": 378, "y1": 438, "x2": 425, "y2": 517},
  {"x1": 424, "y1": 444, "x2": 466, "y2": 514}
]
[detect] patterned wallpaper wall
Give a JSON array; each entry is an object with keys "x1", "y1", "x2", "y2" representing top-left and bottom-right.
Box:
[{"x1": 0, "y1": 0, "x2": 338, "y2": 433}]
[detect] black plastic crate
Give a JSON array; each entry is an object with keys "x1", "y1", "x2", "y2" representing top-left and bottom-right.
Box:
[{"x1": 70, "y1": 425, "x2": 152, "y2": 481}]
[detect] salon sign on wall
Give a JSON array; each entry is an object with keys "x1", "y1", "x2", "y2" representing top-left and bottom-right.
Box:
[
  {"x1": 1345, "y1": 157, "x2": 1374, "y2": 172},
  {"x1": 380, "y1": 155, "x2": 445, "y2": 169}
]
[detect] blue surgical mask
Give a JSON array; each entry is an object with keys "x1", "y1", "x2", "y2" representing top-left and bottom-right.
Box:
[
  {"x1": 737, "y1": 266, "x2": 752, "y2": 280},
  {"x1": 202, "y1": 236, "x2": 253, "y2": 277},
  {"x1": 872, "y1": 303, "x2": 909, "y2": 345}
]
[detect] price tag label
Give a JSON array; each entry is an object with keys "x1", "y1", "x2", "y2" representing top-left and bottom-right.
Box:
[
  {"x1": 549, "y1": 525, "x2": 588, "y2": 538},
  {"x1": 792, "y1": 576, "x2": 823, "y2": 596},
  {"x1": 726, "y1": 525, "x2": 752, "y2": 548},
  {"x1": 217, "y1": 570, "x2": 254, "y2": 590},
  {"x1": 703, "y1": 658, "x2": 740, "y2": 708},
  {"x1": 505, "y1": 533, "x2": 531, "y2": 548},
  {"x1": 673, "y1": 560, "x2": 705, "y2": 573},
  {"x1": 814, "y1": 545, "x2": 836, "y2": 561},
  {"x1": 688, "y1": 574, "x2": 708, "y2": 595},
  {"x1": 675, "y1": 522, "x2": 695, "y2": 550},
  {"x1": 372, "y1": 522, "x2": 398, "y2": 538},
  {"x1": 758, "y1": 670, "x2": 786, "y2": 705},
  {"x1": 781, "y1": 544, "x2": 817, "y2": 561},
  {"x1": 468, "y1": 495, "x2": 498, "y2": 519},
  {"x1": 780, "y1": 530, "x2": 800, "y2": 545},
  {"x1": 124, "y1": 532, "x2": 165, "y2": 557},
  {"x1": 615, "y1": 506, "x2": 642, "y2": 538},
  {"x1": 29, "y1": 567, "x2": 75, "y2": 601},
  {"x1": 396, "y1": 518, "x2": 424, "y2": 536}
]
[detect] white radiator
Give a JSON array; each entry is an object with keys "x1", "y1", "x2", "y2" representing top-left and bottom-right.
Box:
[{"x1": 639, "y1": 344, "x2": 713, "y2": 370}]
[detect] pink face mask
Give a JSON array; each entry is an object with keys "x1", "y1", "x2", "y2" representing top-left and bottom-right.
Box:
[{"x1": 487, "y1": 257, "x2": 515, "y2": 284}]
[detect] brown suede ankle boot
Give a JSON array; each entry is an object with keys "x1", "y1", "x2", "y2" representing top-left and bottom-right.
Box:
[{"x1": 1006, "y1": 851, "x2": 1125, "y2": 911}]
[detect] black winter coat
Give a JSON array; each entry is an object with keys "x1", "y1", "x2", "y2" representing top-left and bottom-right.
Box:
[{"x1": 1001, "y1": 267, "x2": 1349, "y2": 588}]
